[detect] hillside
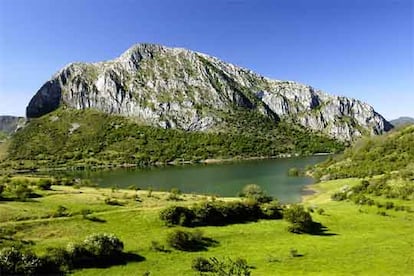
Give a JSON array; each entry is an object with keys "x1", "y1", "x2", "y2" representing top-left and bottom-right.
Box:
[
  {"x1": 3, "y1": 108, "x2": 343, "y2": 170},
  {"x1": 313, "y1": 125, "x2": 414, "y2": 179},
  {"x1": 26, "y1": 43, "x2": 392, "y2": 142}
]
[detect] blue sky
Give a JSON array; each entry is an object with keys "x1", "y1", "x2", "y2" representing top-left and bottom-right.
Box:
[{"x1": 0, "y1": 0, "x2": 413, "y2": 119}]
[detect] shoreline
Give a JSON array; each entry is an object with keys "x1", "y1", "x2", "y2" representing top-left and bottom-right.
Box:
[
  {"x1": 4, "y1": 152, "x2": 333, "y2": 174},
  {"x1": 300, "y1": 183, "x2": 318, "y2": 203}
]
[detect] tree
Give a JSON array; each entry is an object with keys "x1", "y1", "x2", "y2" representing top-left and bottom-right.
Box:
[
  {"x1": 240, "y1": 184, "x2": 272, "y2": 203},
  {"x1": 283, "y1": 204, "x2": 321, "y2": 234}
]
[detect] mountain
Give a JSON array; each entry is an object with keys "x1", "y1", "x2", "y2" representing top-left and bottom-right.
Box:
[
  {"x1": 26, "y1": 43, "x2": 392, "y2": 141},
  {"x1": 390, "y1": 117, "x2": 414, "y2": 127},
  {"x1": 0, "y1": 116, "x2": 25, "y2": 136}
]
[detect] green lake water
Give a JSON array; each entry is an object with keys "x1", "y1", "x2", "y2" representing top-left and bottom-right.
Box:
[{"x1": 70, "y1": 155, "x2": 327, "y2": 203}]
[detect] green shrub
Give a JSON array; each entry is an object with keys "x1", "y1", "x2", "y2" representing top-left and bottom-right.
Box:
[
  {"x1": 160, "y1": 199, "x2": 282, "y2": 227},
  {"x1": 260, "y1": 201, "x2": 283, "y2": 219},
  {"x1": 192, "y1": 257, "x2": 215, "y2": 273},
  {"x1": 166, "y1": 229, "x2": 207, "y2": 251},
  {"x1": 208, "y1": 257, "x2": 251, "y2": 276},
  {"x1": 192, "y1": 200, "x2": 262, "y2": 226},
  {"x1": 159, "y1": 205, "x2": 195, "y2": 226},
  {"x1": 104, "y1": 197, "x2": 123, "y2": 206},
  {"x1": 0, "y1": 247, "x2": 42, "y2": 275},
  {"x1": 66, "y1": 233, "x2": 124, "y2": 268},
  {"x1": 385, "y1": 201, "x2": 394, "y2": 210},
  {"x1": 82, "y1": 233, "x2": 124, "y2": 257},
  {"x1": 288, "y1": 168, "x2": 300, "y2": 176},
  {"x1": 37, "y1": 178, "x2": 52, "y2": 190},
  {"x1": 52, "y1": 205, "x2": 70, "y2": 217},
  {"x1": 5, "y1": 181, "x2": 36, "y2": 201},
  {"x1": 331, "y1": 191, "x2": 348, "y2": 201}
]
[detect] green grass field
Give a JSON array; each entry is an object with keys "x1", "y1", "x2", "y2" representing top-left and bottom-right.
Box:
[{"x1": 1, "y1": 178, "x2": 413, "y2": 275}]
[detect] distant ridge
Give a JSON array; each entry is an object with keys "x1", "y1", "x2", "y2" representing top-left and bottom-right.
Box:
[
  {"x1": 390, "y1": 117, "x2": 414, "y2": 127},
  {"x1": 0, "y1": 115, "x2": 25, "y2": 135}
]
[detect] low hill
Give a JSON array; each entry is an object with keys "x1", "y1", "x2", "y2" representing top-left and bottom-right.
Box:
[
  {"x1": 313, "y1": 125, "x2": 414, "y2": 179},
  {"x1": 390, "y1": 116, "x2": 414, "y2": 127},
  {"x1": 3, "y1": 108, "x2": 344, "y2": 170}
]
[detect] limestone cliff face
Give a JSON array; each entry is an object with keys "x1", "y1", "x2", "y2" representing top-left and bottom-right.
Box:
[{"x1": 26, "y1": 43, "x2": 392, "y2": 141}]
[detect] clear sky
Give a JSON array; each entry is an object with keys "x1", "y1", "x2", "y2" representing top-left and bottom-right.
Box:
[{"x1": 0, "y1": 0, "x2": 413, "y2": 120}]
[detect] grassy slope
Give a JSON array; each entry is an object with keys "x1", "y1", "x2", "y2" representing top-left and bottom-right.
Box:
[
  {"x1": 1, "y1": 180, "x2": 413, "y2": 276},
  {"x1": 2, "y1": 108, "x2": 343, "y2": 171},
  {"x1": 314, "y1": 125, "x2": 414, "y2": 179}
]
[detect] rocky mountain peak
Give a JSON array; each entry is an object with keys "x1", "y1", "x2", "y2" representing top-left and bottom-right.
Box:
[{"x1": 26, "y1": 43, "x2": 392, "y2": 141}]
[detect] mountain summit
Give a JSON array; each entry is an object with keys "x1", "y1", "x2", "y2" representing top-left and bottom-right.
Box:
[{"x1": 26, "y1": 43, "x2": 392, "y2": 141}]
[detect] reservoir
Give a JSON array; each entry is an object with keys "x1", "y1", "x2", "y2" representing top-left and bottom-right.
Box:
[{"x1": 71, "y1": 155, "x2": 327, "y2": 203}]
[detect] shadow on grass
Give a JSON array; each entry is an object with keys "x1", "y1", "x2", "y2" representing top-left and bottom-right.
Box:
[
  {"x1": 309, "y1": 222, "x2": 338, "y2": 236},
  {"x1": 84, "y1": 216, "x2": 106, "y2": 223},
  {"x1": 187, "y1": 237, "x2": 220, "y2": 252},
  {"x1": 72, "y1": 252, "x2": 146, "y2": 269}
]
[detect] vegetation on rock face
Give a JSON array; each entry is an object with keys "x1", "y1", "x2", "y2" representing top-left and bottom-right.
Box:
[{"x1": 3, "y1": 108, "x2": 344, "y2": 170}]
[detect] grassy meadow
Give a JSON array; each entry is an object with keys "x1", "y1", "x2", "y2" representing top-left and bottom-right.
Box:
[{"x1": 1, "y1": 177, "x2": 413, "y2": 275}]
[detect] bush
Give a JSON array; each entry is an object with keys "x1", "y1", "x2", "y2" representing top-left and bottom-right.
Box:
[
  {"x1": 65, "y1": 233, "x2": 124, "y2": 268},
  {"x1": 166, "y1": 229, "x2": 207, "y2": 251},
  {"x1": 52, "y1": 205, "x2": 70, "y2": 217},
  {"x1": 159, "y1": 199, "x2": 282, "y2": 227},
  {"x1": 209, "y1": 257, "x2": 251, "y2": 276},
  {"x1": 0, "y1": 247, "x2": 42, "y2": 275},
  {"x1": 192, "y1": 200, "x2": 263, "y2": 226},
  {"x1": 82, "y1": 233, "x2": 124, "y2": 257},
  {"x1": 104, "y1": 197, "x2": 124, "y2": 206},
  {"x1": 159, "y1": 205, "x2": 195, "y2": 226},
  {"x1": 260, "y1": 201, "x2": 283, "y2": 219},
  {"x1": 385, "y1": 201, "x2": 394, "y2": 210},
  {"x1": 331, "y1": 191, "x2": 348, "y2": 201},
  {"x1": 5, "y1": 181, "x2": 36, "y2": 201},
  {"x1": 350, "y1": 194, "x2": 374, "y2": 206},
  {"x1": 37, "y1": 178, "x2": 52, "y2": 190},
  {"x1": 288, "y1": 168, "x2": 300, "y2": 176},
  {"x1": 192, "y1": 257, "x2": 215, "y2": 272}
]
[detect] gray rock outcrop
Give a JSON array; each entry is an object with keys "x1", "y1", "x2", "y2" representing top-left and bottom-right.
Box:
[
  {"x1": 0, "y1": 116, "x2": 26, "y2": 135},
  {"x1": 26, "y1": 43, "x2": 392, "y2": 141}
]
